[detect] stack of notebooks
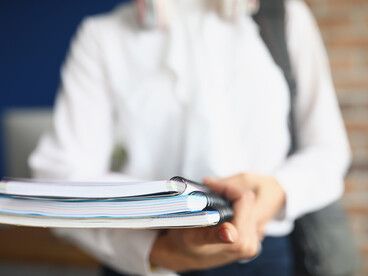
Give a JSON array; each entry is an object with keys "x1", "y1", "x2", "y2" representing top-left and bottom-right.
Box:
[{"x1": 0, "y1": 176, "x2": 233, "y2": 229}]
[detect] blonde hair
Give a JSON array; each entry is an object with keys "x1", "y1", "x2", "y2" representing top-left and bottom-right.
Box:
[{"x1": 136, "y1": 0, "x2": 259, "y2": 28}]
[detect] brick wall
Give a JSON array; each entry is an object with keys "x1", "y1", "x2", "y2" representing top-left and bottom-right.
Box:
[{"x1": 305, "y1": 0, "x2": 368, "y2": 275}]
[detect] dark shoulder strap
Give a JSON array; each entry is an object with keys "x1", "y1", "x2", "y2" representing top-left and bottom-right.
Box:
[{"x1": 252, "y1": 0, "x2": 298, "y2": 154}]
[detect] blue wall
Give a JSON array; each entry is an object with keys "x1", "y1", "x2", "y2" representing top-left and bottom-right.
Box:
[{"x1": 0, "y1": 0, "x2": 129, "y2": 177}]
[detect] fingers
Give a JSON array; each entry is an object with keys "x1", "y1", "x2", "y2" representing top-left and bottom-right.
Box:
[
  {"x1": 187, "y1": 222, "x2": 238, "y2": 246},
  {"x1": 163, "y1": 189, "x2": 259, "y2": 266},
  {"x1": 203, "y1": 174, "x2": 262, "y2": 260},
  {"x1": 231, "y1": 189, "x2": 256, "y2": 233},
  {"x1": 230, "y1": 190, "x2": 260, "y2": 259},
  {"x1": 218, "y1": 222, "x2": 238, "y2": 243},
  {"x1": 203, "y1": 175, "x2": 245, "y2": 201}
]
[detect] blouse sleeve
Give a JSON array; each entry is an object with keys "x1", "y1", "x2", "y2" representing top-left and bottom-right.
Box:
[
  {"x1": 274, "y1": 0, "x2": 351, "y2": 220},
  {"x1": 28, "y1": 18, "x2": 175, "y2": 276}
]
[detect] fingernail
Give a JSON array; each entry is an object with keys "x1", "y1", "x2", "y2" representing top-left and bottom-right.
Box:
[
  {"x1": 225, "y1": 229, "x2": 234, "y2": 242},
  {"x1": 219, "y1": 229, "x2": 234, "y2": 243}
]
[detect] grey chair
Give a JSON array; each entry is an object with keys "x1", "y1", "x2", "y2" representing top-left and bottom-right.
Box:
[{"x1": 2, "y1": 108, "x2": 52, "y2": 178}]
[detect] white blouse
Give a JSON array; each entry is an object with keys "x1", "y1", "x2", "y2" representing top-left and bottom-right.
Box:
[{"x1": 29, "y1": 0, "x2": 351, "y2": 275}]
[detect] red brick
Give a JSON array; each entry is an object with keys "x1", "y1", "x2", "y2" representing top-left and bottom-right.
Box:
[
  {"x1": 326, "y1": 0, "x2": 368, "y2": 7},
  {"x1": 346, "y1": 120, "x2": 368, "y2": 131},
  {"x1": 316, "y1": 17, "x2": 352, "y2": 28},
  {"x1": 326, "y1": 38, "x2": 368, "y2": 48},
  {"x1": 330, "y1": 59, "x2": 354, "y2": 69},
  {"x1": 346, "y1": 206, "x2": 368, "y2": 215},
  {"x1": 361, "y1": 247, "x2": 368, "y2": 256},
  {"x1": 335, "y1": 81, "x2": 368, "y2": 90}
]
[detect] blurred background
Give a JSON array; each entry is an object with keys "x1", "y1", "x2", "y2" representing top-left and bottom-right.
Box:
[
  {"x1": 305, "y1": 1, "x2": 368, "y2": 276},
  {"x1": 0, "y1": 0, "x2": 367, "y2": 275}
]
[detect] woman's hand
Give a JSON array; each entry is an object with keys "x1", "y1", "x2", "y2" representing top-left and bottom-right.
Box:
[
  {"x1": 149, "y1": 188, "x2": 260, "y2": 272},
  {"x1": 204, "y1": 173, "x2": 286, "y2": 239}
]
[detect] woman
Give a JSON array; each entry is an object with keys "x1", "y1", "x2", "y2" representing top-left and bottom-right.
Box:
[{"x1": 29, "y1": 0, "x2": 351, "y2": 275}]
